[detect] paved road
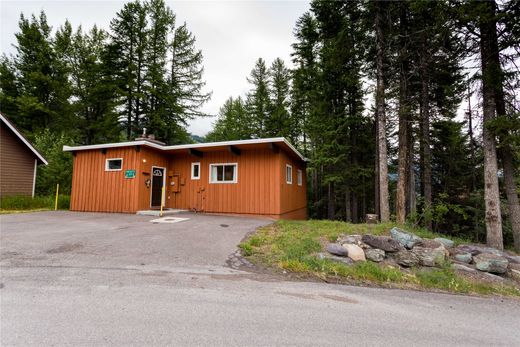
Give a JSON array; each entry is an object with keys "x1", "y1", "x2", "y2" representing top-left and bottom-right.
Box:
[{"x1": 1, "y1": 212, "x2": 519, "y2": 346}]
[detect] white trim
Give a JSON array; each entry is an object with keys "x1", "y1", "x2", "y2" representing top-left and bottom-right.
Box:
[
  {"x1": 209, "y1": 163, "x2": 238, "y2": 184},
  {"x1": 105, "y1": 158, "x2": 123, "y2": 171},
  {"x1": 32, "y1": 159, "x2": 37, "y2": 197},
  {"x1": 0, "y1": 112, "x2": 48, "y2": 165},
  {"x1": 297, "y1": 169, "x2": 302, "y2": 186},
  {"x1": 286, "y1": 164, "x2": 293, "y2": 184},
  {"x1": 150, "y1": 166, "x2": 166, "y2": 208},
  {"x1": 63, "y1": 137, "x2": 307, "y2": 162},
  {"x1": 191, "y1": 162, "x2": 200, "y2": 180}
]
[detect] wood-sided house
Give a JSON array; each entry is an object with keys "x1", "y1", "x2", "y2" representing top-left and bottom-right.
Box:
[
  {"x1": 0, "y1": 113, "x2": 48, "y2": 198},
  {"x1": 63, "y1": 137, "x2": 307, "y2": 219}
]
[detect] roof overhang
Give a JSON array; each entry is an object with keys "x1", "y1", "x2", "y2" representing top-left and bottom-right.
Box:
[
  {"x1": 63, "y1": 137, "x2": 307, "y2": 162},
  {"x1": 0, "y1": 112, "x2": 48, "y2": 165}
]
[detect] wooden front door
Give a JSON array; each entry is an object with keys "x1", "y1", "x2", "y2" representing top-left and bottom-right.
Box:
[{"x1": 151, "y1": 167, "x2": 165, "y2": 208}]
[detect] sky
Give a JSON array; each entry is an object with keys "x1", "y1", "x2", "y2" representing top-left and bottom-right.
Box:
[{"x1": 1, "y1": 0, "x2": 311, "y2": 136}]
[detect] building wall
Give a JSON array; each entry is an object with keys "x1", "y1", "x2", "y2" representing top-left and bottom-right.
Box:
[
  {"x1": 70, "y1": 147, "x2": 141, "y2": 212},
  {"x1": 136, "y1": 147, "x2": 170, "y2": 211},
  {"x1": 279, "y1": 150, "x2": 307, "y2": 219},
  {"x1": 168, "y1": 149, "x2": 281, "y2": 216},
  {"x1": 0, "y1": 124, "x2": 36, "y2": 197}
]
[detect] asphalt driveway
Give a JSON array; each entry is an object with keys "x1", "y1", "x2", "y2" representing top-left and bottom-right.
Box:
[{"x1": 0, "y1": 211, "x2": 271, "y2": 270}]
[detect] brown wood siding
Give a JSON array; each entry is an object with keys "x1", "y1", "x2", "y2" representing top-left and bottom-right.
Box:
[
  {"x1": 70, "y1": 147, "x2": 141, "y2": 212},
  {"x1": 168, "y1": 149, "x2": 280, "y2": 216},
  {"x1": 279, "y1": 150, "x2": 307, "y2": 218},
  {"x1": 0, "y1": 124, "x2": 36, "y2": 197}
]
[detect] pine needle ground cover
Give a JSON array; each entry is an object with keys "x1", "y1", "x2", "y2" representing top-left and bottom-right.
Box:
[{"x1": 240, "y1": 220, "x2": 520, "y2": 298}]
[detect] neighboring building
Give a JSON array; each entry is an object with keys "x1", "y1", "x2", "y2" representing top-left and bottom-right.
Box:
[
  {"x1": 0, "y1": 113, "x2": 48, "y2": 198},
  {"x1": 63, "y1": 137, "x2": 307, "y2": 219}
]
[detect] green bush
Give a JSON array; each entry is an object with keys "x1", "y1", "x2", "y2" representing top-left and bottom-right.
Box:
[{"x1": 0, "y1": 195, "x2": 70, "y2": 211}]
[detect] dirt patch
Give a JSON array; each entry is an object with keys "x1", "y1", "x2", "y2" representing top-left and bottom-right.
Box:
[{"x1": 46, "y1": 243, "x2": 83, "y2": 254}]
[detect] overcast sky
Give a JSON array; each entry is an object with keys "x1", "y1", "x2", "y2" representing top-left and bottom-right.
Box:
[{"x1": 1, "y1": 0, "x2": 311, "y2": 136}]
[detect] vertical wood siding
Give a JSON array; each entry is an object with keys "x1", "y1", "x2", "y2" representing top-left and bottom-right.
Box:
[
  {"x1": 279, "y1": 150, "x2": 308, "y2": 218},
  {"x1": 0, "y1": 125, "x2": 36, "y2": 197},
  {"x1": 168, "y1": 149, "x2": 280, "y2": 216},
  {"x1": 71, "y1": 147, "x2": 141, "y2": 212},
  {"x1": 69, "y1": 145, "x2": 307, "y2": 219}
]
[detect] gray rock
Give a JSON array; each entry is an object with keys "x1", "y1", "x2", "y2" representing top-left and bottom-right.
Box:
[
  {"x1": 390, "y1": 227, "x2": 422, "y2": 249},
  {"x1": 434, "y1": 237, "x2": 454, "y2": 248},
  {"x1": 456, "y1": 244, "x2": 504, "y2": 257},
  {"x1": 361, "y1": 235, "x2": 402, "y2": 253},
  {"x1": 395, "y1": 250, "x2": 419, "y2": 267},
  {"x1": 474, "y1": 253, "x2": 509, "y2": 274},
  {"x1": 417, "y1": 239, "x2": 443, "y2": 249},
  {"x1": 505, "y1": 255, "x2": 520, "y2": 264},
  {"x1": 365, "y1": 248, "x2": 385, "y2": 262},
  {"x1": 454, "y1": 252, "x2": 472, "y2": 264},
  {"x1": 317, "y1": 252, "x2": 354, "y2": 265},
  {"x1": 337, "y1": 234, "x2": 362, "y2": 245},
  {"x1": 452, "y1": 263, "x2": 476, "y2": 273},
  {"x1": 344, "y1": 244, "x2": 366, "y2": 262},
  {"x1": 484, "y1": 272, "x2": 505, "y2": 281},
  {"x1": 509, "y1": 269, "x2": 520, "y2": 281},
  {"x1": 411, "y1": 246, "x2": 446, "y2": 267},
  {"x1": 326, "y1": 243, "x2": 348, "y2": 257}
]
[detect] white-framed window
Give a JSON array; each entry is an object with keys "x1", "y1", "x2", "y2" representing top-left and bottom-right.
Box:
[
  {"x1": 297, "y1": 169, "x2": 303, "y2": 186},
  {"x1": 105, "y1": 158, "x2": 123, "y2": 171},
  {"x1": 209, "y1": 163, "x2": 237, "y2": 183},
  {"x1": 191, "y1": 162, "x2": 200, "y2": 180},
  {"x1": 286, "y1": 164, "x2": 293, "y2": 184}
]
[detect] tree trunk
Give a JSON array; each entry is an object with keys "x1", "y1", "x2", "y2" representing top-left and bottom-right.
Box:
[
  {"x1": 327, "y1": 181, "x2": 335, "y2": 220},
  {"x1": 375, "y1": 0, "x2": 390, "y2": 222},
  {"x1": 494, "y1": 62, "x2": 520, "y2": 252},
  {"x1": 396, "y1": 2, "x2": 410, "y2": 224},
  {"x1": 479, "y1": 0, "x2": 503, "y2": 249},
  {"x1": 420, "y1": 50, "x2": 432, "y2": 229},
  {"x1": 345, "y1": 186, "x2": 352, "y2": 222}
]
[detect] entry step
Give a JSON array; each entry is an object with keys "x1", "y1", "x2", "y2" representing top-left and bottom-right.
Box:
[{"x1": 136, "y1": 209, "x2": 187, "y2": 216}]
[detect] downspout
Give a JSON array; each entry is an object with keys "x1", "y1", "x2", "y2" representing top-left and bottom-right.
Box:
[{"x1": 32, "y1": 159, "x2": 37, "y2": 198}]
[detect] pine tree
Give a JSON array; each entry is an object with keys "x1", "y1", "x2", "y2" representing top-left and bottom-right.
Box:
[
  {"x1": 206, "y1": 97, "x2": 252, "y2": 141},
  {"x1": 245, "y1": 58, "x2": 271, "y2": 138},
  {"x1": 267, "y1": 58, "x2": 293, "y2": 140}
]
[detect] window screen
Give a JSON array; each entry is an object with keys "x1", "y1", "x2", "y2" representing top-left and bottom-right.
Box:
[
  {"x1": 210, "y1": 164, "x2": 237, "y2": 183},
  {"x1": 106, "y1": 158, "x2": 122, "y2": 171}
]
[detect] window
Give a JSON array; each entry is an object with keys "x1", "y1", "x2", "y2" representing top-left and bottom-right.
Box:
[
  {"x1": 191, "y1": 162, "x2": 200, "y2": 180},
  {"x1": 286, "y1": 164, "x2": 292, "y2": 184},
  {"x1": 210, "y1": 163, "x2": 237, "y2": 183},
  {"x1": 105, "y1": 158, "x2": 122, "y2": 171},
  {"x1": 297, "y1": 169, "x2": 303, "y2": 186}
]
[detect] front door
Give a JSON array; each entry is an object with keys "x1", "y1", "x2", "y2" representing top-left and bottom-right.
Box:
[{"x1": 151, "y1": 167, "x2": 165, "y2": 208}]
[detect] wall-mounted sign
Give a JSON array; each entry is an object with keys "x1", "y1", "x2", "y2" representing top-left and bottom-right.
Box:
[{"x1": 125, "y1": 169, "x2": 136, "y2": 179}]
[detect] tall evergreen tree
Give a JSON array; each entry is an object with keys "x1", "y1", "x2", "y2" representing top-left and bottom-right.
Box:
[
  {"x1": 267, "y1": 58, "x2": 294, "y2": 141},
  {"x1": 245, "y1": 58, "x2": 271, "y2": 138}
]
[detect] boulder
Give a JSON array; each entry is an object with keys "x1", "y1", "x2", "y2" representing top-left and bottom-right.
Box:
[
  {"x1": 509, "y1": 262, "x2": 520, "y2": 271},
  {"x1": 411, "y1": 246, "x2": 446, "y2": 267},
  {"x1": 337, "y1": 234, "x2": 371, "y2": 249},
  {"x1": 509, "y1": 269, "x2": 520, "y2": 281},
  {"x1": 417, "y1": 239, "x2": 443, "y2": 249},
  {"x1": 454, "y1": 252, "x2": 472, "y2": 264},
  {"x1": 343, "y1": 244, "x2": 366, "y2": 262},
  {"x1": 505, "y1": 255, "x2": 520, "y2": 264},
  {"x1": 390, "y1": 227, "x2": 422, "y2": 249},
  {"x1": 474, "y1": 253, "x2": 509, "y2": 274},
  {"x1": 361, "y1": 235, "x2": 402, "y2": 253},
  {"x1": 456, "y1": 244, "x2": 504, "y2": 257},
  {"x1": 395, "y1": 250, "x2": 419, "y2": 267},
  {"x1": 317, "y1": 252, "x2": 354, "y2": 265},
  {"x1": 452, "y1": 263, "x2": 476, "y2": 273},
  {"x1": 365, "y1": 248, "x2": 385, "y2": 262},
  {"x1": 434, "y1": 237, "x2": 454, "y2": 249},
  {"x1": 326, "y1": 243, "x2": 348, "y2": 257}
]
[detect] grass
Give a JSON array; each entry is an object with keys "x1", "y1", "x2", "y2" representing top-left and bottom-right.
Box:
[
  {"x1": 0, "y1": 195, "x2": 70, "y2": 213},
  {"x1": 240, "y1": 220, "x2": 520, "y2": 297}
]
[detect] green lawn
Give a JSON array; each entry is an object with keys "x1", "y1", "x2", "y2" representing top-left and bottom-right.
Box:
[
  {"x1": 240, "y1": 220, "x2": 520, "y2": 297},
  {"x1": 0, "y1": 195, "x2": 70, "y2": 213}
]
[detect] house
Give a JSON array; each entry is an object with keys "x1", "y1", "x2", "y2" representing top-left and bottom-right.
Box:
[
  {"x1": 0, "y1": 113, "x2": 48, "y2": 198},
  {"x1": 63, "y1": 137, "x2": 307, "y2": 219}
]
